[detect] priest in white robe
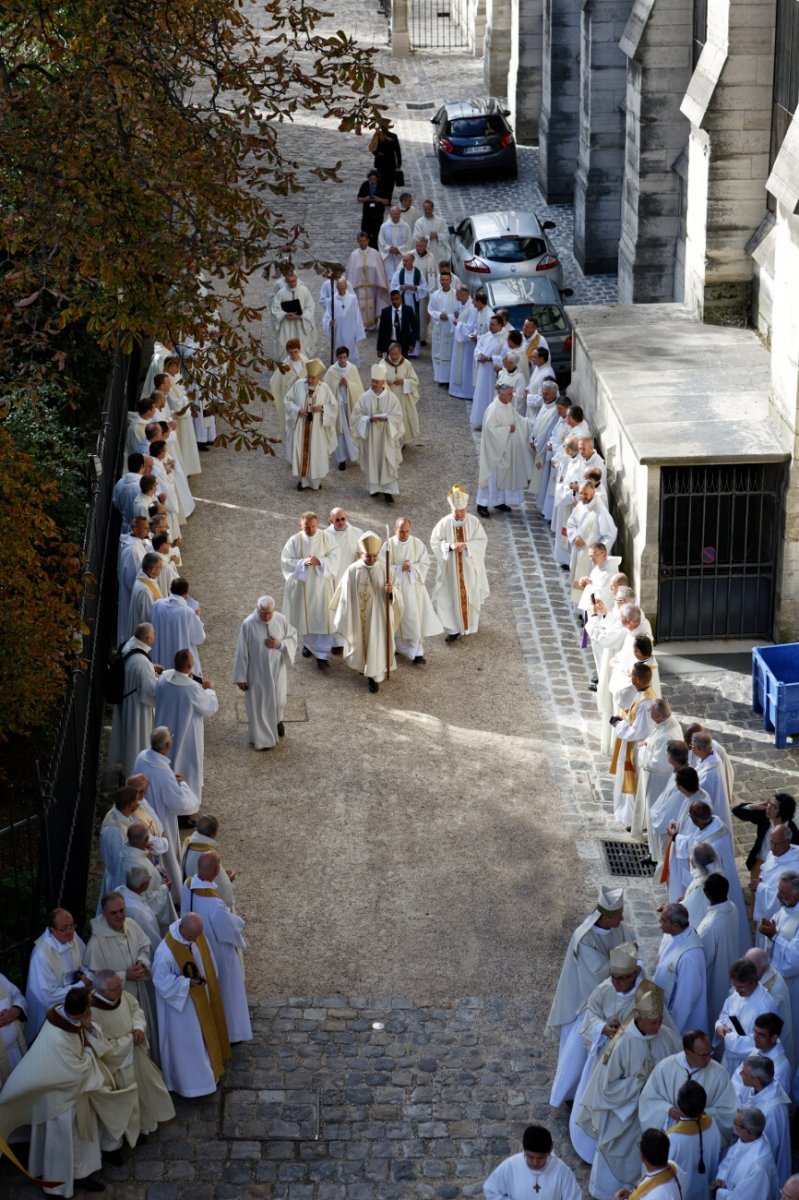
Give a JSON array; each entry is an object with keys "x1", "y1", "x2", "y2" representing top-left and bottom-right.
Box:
[
  {"x1": 182, "y1": 817, "x2": 236, "y2": 912},
  {"x1": 345, "y1": 232, "x2": 389, "y2": 329},
  {"x1": 427, "y1": 272, "x2": 459, "y2": 384},
  {"x1": 330, "y1": 532, "x2": 403, "y2": 694},
  {"x1": 151, "y1": 584, "x2": 206, "y2": 676},
  {"x1": 496, "y1": 351, "x2": 527, "y2": 414},
  {"x1": 483, "y1": 1123, "x2": 582, "y2": 1200},
  {"x1": 153, "y1": 651, "x2": 219, "y2": 803},
  {"x1": 270, "y1": 269, "x2": 315, "y2": 354},
  {"x1": 546, "y1": 885, "x2": 637, "y2": 1107},
  {"x1": 25, "y1": 911, "x2": 89, "y2": 1040},
  {"x1": 387, "y1": 517, "x2": 443, "y2": 664},
  {"x1": 447, "y1": 287, "x2": 476, "y2": 399},
  {"x1": 609, "y1": 665, "x2": 657, "y2": 830},
  {"x1": 711, "y1": 1106, "x2": 779, "y2": 1200},
  {"x1": 323, "y1": 350, "x2": 363, "y2": 471},
  {"x1": 653, "y1": 903, "x2": 708, "y2": 1036},
  {"x1": 631, "y1": 699, "x2": 684, "y2": 843},
  {"x1": 377, "y1": 205, "x2": 411, "y2": 274},
  {"x1": 575, "y1": 981, "x2": 681, "y2": 1200},
  {"x1": 89, "y1": 971, "x2": 174, "y2": 1135},
  {"x1": 682, "y1": 843, "x2": 725, "y2": 930},
  {"x1": 162, "y1": 359, "x2": 201, "y2": 477},
  {"x1": 281, "y1": 511, "x2": 341, "y2": 664},
  {"x1": 567, "y1": 483, "x2": 618, "y2": 596},
  {"x1": 133, "y1": 728, "x2": 199, "y2": 893},
  {"x1": 116, "y1": 824, "x2": 177, "y2": 935},
  {"x1": 0, "y1": 973, "x2": 26, "y2": 1085},
  {"x1": 233, "y1": 595, "x2": 297, "y2": 750},
  {"x1": 99, "y1": 786, "x2": 144, "y2": 900},
  {"x1": 119, "y1": 868, "x2": 163, "y2": 954},
  {"x1": 692, "y1": 731, "x2": 733, "y2": 826},
  {"x1": 665, "y1": 1079, "x2": 721, "y2": 1200},
  {"x1": 385, "y1": 342, "x2": 421, "y2": 442},
  {"x1": 759, "y1": 869, "x2": 799, "y2": 1056},
  {"x1": 351, "y1": 362, "x2": 405, "y2": 499},
  {"x1": 476, "y1": 385, "x2": 534, "y2": 515},
  {"x1": 639, "y1": 1031, "x2": 738, "y2": 1145},
  {"x1": 699, "y1": 875, "x2": 747, "y2": 1022},
  {"x1": 285, "y1": 359, "x2": 338, "y2": 491},
  {"x1": 109, "y1": 624, "x2": 159, "y2": 777},
  {"x1": 745, "y1": 946, "x2": 795, "y2": 1066},
  {"x1": 182, "y1": 855, "x2": 252, "y2": 1043},
  {"x1": 117, "y1": 516, "x2": 151, "y2": 643},
  {"x1": 269, "y1": 339, "x2": 307, "y2": 459},
  {"x1": 731, "y1": 1013, "x2": 791, "y2": 1095},
  {"x1": 325, "y1": 507, "x2": 364, "y2": 585},
  {"x1": 470, "y1": 315, "x2": 503, "y2": 429},
  {"x1": 412, "y1": 200, "x2": 450, "y2": 267},
  {"x1": 622, "y1": 1132, "x2": 686, "y2": 1200},
  {"x1": 736, "y1": 1055, "x2": 791, "y2": 1184},
  {"x1": 152, "y1": 914, "x2": 231, "y2": 1097},
  {"x1": 322, "y1": 278, "x2": 366, "y2": 366},
  {"x1": 715, "y1": 958, "x2": 775, "y2": 1073},
  {"x1": 83, "y1": 893, "x2": 157, "y2": 1049},
  {"x1": 753, "y1": 825, "x2": 799, "y2": 947},
  {"x1": 126, "y1": 553, "x2": 164, "y2": 639},
  {"x1": 669, "y1": 800, "x2": 748, "y2": 947},
  {"x1": 430, "y1": 486, "x2": 490, "y2": 641}
]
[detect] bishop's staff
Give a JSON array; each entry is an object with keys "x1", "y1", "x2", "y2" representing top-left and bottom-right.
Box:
[{"x1": 385, "y1": 524, "x2": 391, "y2": 682}]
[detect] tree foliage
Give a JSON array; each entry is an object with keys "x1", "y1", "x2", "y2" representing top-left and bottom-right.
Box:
[
  {"x1": 2, "y1": 386, "x2": 88, "y2": 534},
  {"x1": 0, "y1": 0, "x2": 398, "y2": 447}
]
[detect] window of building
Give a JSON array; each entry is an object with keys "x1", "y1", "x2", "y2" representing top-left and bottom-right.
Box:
[
  {"x1": 693, "y1": 0, "x2": 708, "y2": 68},
  {"x1": 770, "y1": 0, "x2": 799, "y2": 209}
]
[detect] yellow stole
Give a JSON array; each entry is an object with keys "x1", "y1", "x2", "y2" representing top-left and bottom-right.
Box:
[
  {"x1": 667, "y1": 1114, "x2": 712, "y2": 1135},
  {"x1": 184, "y1": 878, "x2": 220, "y2": 909},
  {"x1": 629, "y1": 1164, "x2": 678, "y2": 1199},
  {"x1": 141, "y1": 576, "x2": 160, "y2": 601},
  {"x1": 525, "y1": 332, "x2": 541, "y2": 359},
  {"x1": 165, "y1": 930, "x2": 231, "y2": 1081},
  {"x1": 609, "y1": 687, "x2": 656, "y2": 793}
]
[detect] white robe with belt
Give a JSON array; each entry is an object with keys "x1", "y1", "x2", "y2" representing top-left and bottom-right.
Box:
[
  {"x1": 232, "y1": 609, "x2": 297, "y2": 749},
  {"x1": 429, "y1": 513, "x2": 490, "y2": 636},
  {"x1": 153, "y1": 671, "x2": 219, "y2": 803},
  {"x1": 181, "y1": 878, "x2": 252, "y2": 1044},
  {"x1": 387, "y1": 535, "x2": 444, "y2": 656}
]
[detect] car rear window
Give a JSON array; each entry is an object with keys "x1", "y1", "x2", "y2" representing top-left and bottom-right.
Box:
[
  {"x1": 475, "y1": 237, "x2": 546, "y2": 263},
  {"x1": 505, "y1": 303, "x2": 569, "y2": 334},
  {"x1": 448, "y1": 115, "x2": 506, "y2": 138}
]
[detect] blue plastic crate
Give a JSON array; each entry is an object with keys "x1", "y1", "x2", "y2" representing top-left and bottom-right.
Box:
[{"x1": 752, "y1": 644, "x2": 799, "y2": 748}]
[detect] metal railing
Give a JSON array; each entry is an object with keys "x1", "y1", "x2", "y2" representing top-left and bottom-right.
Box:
[{"x1": 0, "y1": 344, "x2": 140, "y2": 982}]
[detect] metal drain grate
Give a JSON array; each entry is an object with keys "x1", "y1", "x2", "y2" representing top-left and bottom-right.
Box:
[
  {"x1": 406, "y1": 101, "x2": 436, "y2": 110},
  {"x1": 602, "y1": 840, "x2": 655, "y2": 878}
]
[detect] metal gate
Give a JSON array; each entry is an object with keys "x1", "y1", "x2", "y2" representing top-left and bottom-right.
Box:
[
  {"x1": 657, "y1": 463, "x2": 786, "y2": 641},
  {"x1": 409, "y1": 0, "x2": 470, "y2": 49}
]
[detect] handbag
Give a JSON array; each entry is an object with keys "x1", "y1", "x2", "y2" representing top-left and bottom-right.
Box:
[{"x1": 395, "y1": 169, "x2": 405, "y2": 187}]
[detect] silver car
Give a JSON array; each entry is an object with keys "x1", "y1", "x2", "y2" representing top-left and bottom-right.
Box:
[{"x1": 448, "y1": 210, "x2": 563, "y2": 289}]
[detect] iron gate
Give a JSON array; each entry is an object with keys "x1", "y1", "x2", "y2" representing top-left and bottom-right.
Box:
[
  {"x1": 409, "y1": 0, "x2": 470, "y2": 49},
  {"x1": 657, "y1": 462, "x2": 787, "y2": 641}
]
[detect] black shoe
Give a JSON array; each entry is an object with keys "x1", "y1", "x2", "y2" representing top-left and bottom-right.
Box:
[
  {"x1": 178, "y1": 816, "x2": 197, "y2": 829},
  {"x1": 445, "y1": 633, "x2": 461, "y2": 644},
  {"x1": 560, "y1": 563, "x2": 569, "y2": 570},
  {"x1": 338, "y1": 462, "x2": 347, "y2": 471},
  {"x1": 495, "y1": 504, "x2": 512, "y2": 512},
  {"x1": 302, "y1": 646, "x2": 311, "y2": 658},
  {"x1": 277, "y1": 722, "x2": 285, "y2": 737},
  {"x1": 588, "y1": 682, "x2": 598, "y2": 692},
  {"x1": 413, "y1": 656, "x2": 426, "y2": 665},
  {"x1": 591, "y1": 676, "x2": 599, "y2": 685},
  {"x1": 103, "y1": 1150, "x2": 124, "y2": 1166},
  {"x1": 368, "y1": 678, "x2": 379, "y2": 693},
  {"x1": 297, "y1": 481, "x2": 305, "y2": 491},
  {"x1": 476, "y1": 505, "x2": 491, "y2": 518},
  {"x1": 317, "y1": 657, "x2": 330, "y2": 670},
  {"x1": 76, "y1": 1180, "x2": 106, "y2": 1193},
  {"x1": 198, "y1": 443, "x2": 211, "y2": 452},
  {"x1": 384, "y1": 493, "x2": 394, "y2": 504},
  {"x1": 331, "y1": 646, "x2": 344, "y2": 655}
]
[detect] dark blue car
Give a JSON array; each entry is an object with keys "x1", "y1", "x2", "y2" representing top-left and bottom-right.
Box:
[{"x1": 431, "y1": 98, "x2": 517, "y2": 185}]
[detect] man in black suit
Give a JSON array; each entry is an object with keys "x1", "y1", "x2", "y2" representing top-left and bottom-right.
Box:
[{"x1": 377, "y1": 290, "x2": 416, "y2": 358}]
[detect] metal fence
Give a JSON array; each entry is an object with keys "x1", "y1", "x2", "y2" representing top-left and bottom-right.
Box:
[
  {"x1": 0, "y1": 344, "x2": 139, "y2": 982},
  {"x1": 409, "y1": 0, "x2": 470, "y2": 49}
]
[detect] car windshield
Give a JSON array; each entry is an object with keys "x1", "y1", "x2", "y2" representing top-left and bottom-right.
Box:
[
  {"x1": 448, "y1": 115, "x2": 506, "y2": 138},
  {"x1": 505, "y1": 303, "x2": 569, "y2": 334},
  {"x1": 475, "y1": 237, "x2": 546, "y2": 263}
]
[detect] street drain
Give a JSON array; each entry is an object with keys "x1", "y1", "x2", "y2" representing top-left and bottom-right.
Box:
[
  {"x1": 602, "y1": 840, "x2": 654, "y2": 878},
  {"x1": 406, "y1": 101, "x2": 435, "y2": 110}
]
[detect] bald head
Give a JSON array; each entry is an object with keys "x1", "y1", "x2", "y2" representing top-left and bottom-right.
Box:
[
  {"x1": 179, "y1": 913, "x2": 203, "y2": 941},
  {"x1": 126, "y1": 773, "x2": 147, "y2": 796},
  {"x1": 197, "y1": 851, "x2": 221, "y2": 881},
  {"x1": 744, "y1": 946, "x2": 770, "y2": 978},
  {"x1": 127, "y1": 822, "x2": 149, "y2": 847}
]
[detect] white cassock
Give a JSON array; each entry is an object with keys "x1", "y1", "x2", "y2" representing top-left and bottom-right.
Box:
[
  {"x1": 697, "y1": 754, "x2": 733, "y2": 826},
  {"x1": 477, "y1": 400, "x2": 534, "y2": 508},
  {"x1": 269, "y1": 355, "x2": 307, "y2": 461},
  {"x1": 99, "y1": 806, "x2": 138, "y2": 899},
  {"x1": 126, "y1": 412, "x2": 147, "y2": 456},
  {"x1": 284, "y1": 378, "x2": 338, "y2": 489},
  {"x1": 109, "y1": 636, "x2": 157, "y2": 776},
  {"x1": 448, "y1": 300, "x2": 477, "y2": 399},
  {"x1": 153, "y1": 670, "x2": 219, "y2": 803},
  {"x1": 330, "y1": 558, "x2": 403, "y2": 684},
  {"x1": 682, "y1": 866, "x2": 721, "y2": 932},
  {"x1": 181, "y1": 878, "x2": 252, "y2": 1043},
  {"x1": 631, "y1": 715, "x2": 684, "y2": 843},
  {"x1": 270, "y1": 280, "x2": 315, "y2": 354},
  {"x1": 545, "y1": 915, "x2": 638, "y2": 1106},
  {"x1": 625, "y1": 1166, "x2": 685, "y2": 1199},
  {"x1": 345, "y1": 246, "x2": 389, "y2": 328},
  {"x1": 761, "y1": 964, "x2": 795, "y2": 1065},
  {"x1": 470, "y1": 330, "x2": 502, "y2": 428},
  {"x1": 576, "y1": 1020, "x2": 681, "y2": 1200},
  {"x1": 281, "y1": 528, "x2": 341, "y2": 658},
  {"x1": 551, "y1": 454, "x2": 582, "y2": 565},
  {"x1": 665, "y1": 1113, "x2": 721, "y2": 1200},
  {"x1": 385, "y1": 356, "x2": 420, "y2": 441},
  {"x1": 715, "y1": 982, "x2": 774, "y2": 1072},
  {"x1": 150, "y1": 456, "x2": 180, "y2": 540},
  {"x1": 89, "y1": 989, "x2": 175, "y2": 1135},
  {"x1": 182, "y1": 833, "x2": 236, "y2": 912},
  {"x1": 323, "y1": 362, "x2": 362, "y2": 467},
  {"x1": 530, "y1": 399, "x2": 561, "y2": 504},
  {"x1": 698, "y1": 901, "x2": 745, "y2": 1023},
  {"x1": 483, "y1": 1151, "x2": 582, "y2": 1200},
  {"x1": 653, "y1": 929, "x2": 708, "y2": 1036},
  {"x1": 0, "y1": 973, "x2": 26, "y2": 1083},
  {"x1": 82, "y1": 916, "x2": 157, "y2": 1044},
  {"x1": 117, "y1": 534, "x2": 148, "y2": 643},
  {"x1": 411, "y1": 249, "x2": 438, "y2": 336},
  {"x1": 377, "y1": 216, "x2": 411, "y2": 273},
  {"x1": 742, "y1": 1080, "x2": 792, "y2": 1184},
  {"x1": 732, "y1": 1042, "x2": 791, "y2": 1097},
  {"x1": 609, "y1": 688, "x2": 655, "y2": 829},
  {"x1": 151, "y1": 922, "x2": 226, "y2": 1097},
  {"x1": 232, "y1": 609, "x2": 297, "y2": 750},
  {"x1": 713, "y1": 1134, "x2": 779, "y2": 1200},
  {"x1": 118, "y1": 886, "x2": 162, "y2": 954},
  {"x1": 639, "y1": 1051, "x2": 738, "y2": 1145},
  {"x1": 115, "y1": 845, "x2": 177, "y2": 934},
  {"x1": 166, "y1": 374, "x2": 201, "y2": 477},
  {"x1": 430, "y1": 513, "x2": 490, "y2": 636},
  {"x1": 673, "y1": 816, "x2": 750, "y2": 949},
  {"x1": 0, "y1": 1009, "x2": 138, "y2": 1198},
  {"x1": 649, "y1": 778, "x2": 689, "y2": 869},
  {"x1": 568, "y1": 973, "x2": 643, "y2": 1162},
  {"x1": 25, "y1": 930, "x2": 87, "y2": 1041},
  {"x1": 151, "y1": 595, "x2": 206, "y2": 676},
  {"x1": 427, "y1": 287, "x2": 459, "y2": 383},
  {"x1": 753, "y1": 845, "x2": 799, "y2": 947},
  {"x1": 325, "y1": 521, "x2": 365, "y2": 585},
  {"x1": 132, "y1": 747, "x2": 199, "y2": 893},
  {"x1": 322, "y1": 290, "x2": 366, "y2": 365},
  {"x1": 351, "y1": 386, "x2": 405, "y2": 496},
  {"x1": 412, "y1": 214, "x2": 450, "y2": 265},
  {"x1": 387, "y1": 535, "x2": 444, "y2": 659},
  {"x1": 126, "y1": 573, "x2": 161, "y2": 639},
  {"x1": 767, "y1": 901, "x2": 799, "y2": 1057},
  {"x1": 567, "y1": 497, "x2": 618, "y2": 593},
  {"x1": 497, "y1": 366, "x2": 527, "y2": 414}
]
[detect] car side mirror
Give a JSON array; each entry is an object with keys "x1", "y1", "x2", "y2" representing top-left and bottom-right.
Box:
[
  {"x1": 542, "y1": 220, "x2": 556, "y2": 231},
  {"x1": 448, "y1": 225, "x2": 456, "y2": 234},
  {"x1": 431, "y1": 116, "x2": 440, "y2": 125},
  {"x1": 561, "y1": 288, "x2": 574, "y2": 298}
]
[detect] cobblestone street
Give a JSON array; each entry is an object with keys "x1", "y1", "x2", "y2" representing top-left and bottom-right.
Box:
[{"x1": 4, "y1": 4, "x2": 799, "y2": 1198}]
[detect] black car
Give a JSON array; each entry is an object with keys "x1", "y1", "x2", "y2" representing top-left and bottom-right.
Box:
[
  {"x1": 484, "y1": 276, "x2": 574, "y2": 387},
  {"x1": 431, "y1": 99, "x2": 517, "y2": 185}
]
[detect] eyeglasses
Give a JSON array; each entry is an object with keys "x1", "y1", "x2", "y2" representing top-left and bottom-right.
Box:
[{"x1": 53, "y1": 923, "x2": 75, "y2": 932}]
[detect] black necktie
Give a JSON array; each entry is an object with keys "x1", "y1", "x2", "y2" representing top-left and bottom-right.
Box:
[{"x1": 394, "y1": 311, "x2": 400, "y2": 339}]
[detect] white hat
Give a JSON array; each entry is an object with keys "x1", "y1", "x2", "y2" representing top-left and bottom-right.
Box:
[
  {"x1": 370, "y1": 362, "x2": 388, "y2": 381},
  {"x1": 609, "y1": 942, "x2": 638, "y2": 974},
  {"x1": 596, "y1": 885, "x2": 624, "y2": 916},
  {"x1": 358, "y1": 532, "x2": 383, "y2": 556},
  {"x1": 447, "y1": 485, "x2": 469, "y2": 510}
]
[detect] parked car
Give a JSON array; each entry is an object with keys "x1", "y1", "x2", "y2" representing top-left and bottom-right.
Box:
[
  {"x1": 431, "y1": 99, "x2": 517, "y2": 184},
  {"x1": 448, "y1": 211, "x2": 563, "y2": 289},
  {"x1": 483, "y1": 276, "x2": 574, "y2": 387}
]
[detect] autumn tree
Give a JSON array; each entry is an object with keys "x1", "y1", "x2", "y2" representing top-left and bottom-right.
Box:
[{"x1": 0, "y1": 0, "x2": 398, "y2": 448}]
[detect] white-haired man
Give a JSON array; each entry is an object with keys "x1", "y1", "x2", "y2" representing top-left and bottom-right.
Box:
[
  {"x1": 632, "y1": 698, "x2": 684, "y2": 843},
  {"x1": 386, "y1": 517, "x2": 443, "y2": 665},
  {"x1": 233, "y1": 595, "x2": 297, "y2": 749},
  {"x1": 476, "y1": 383, "x2": 534, "y2": 517},
  {"x1": 325, "y1": 508, "x2": 364, "y2": 585},
  {"x1": 710, "y1": 1106, "x2": 779, "y2": 1199}
]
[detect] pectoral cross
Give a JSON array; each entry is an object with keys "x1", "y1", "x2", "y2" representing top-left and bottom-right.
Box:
[{"x1": 532, "y1": 1183, "x2": 541, "y2": 1195}]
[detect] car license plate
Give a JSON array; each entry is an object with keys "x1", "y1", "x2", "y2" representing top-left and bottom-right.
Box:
[{"x1": 463, "y1": 145, "x2": 488, "y2": 155}]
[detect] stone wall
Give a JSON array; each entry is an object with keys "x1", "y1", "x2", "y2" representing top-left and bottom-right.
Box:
[
  {"x1": 507, "y1": 0, "x2": 544, "y2": 142},
  {"x1": 484, "y1": 0, "x2": 513, "y2": 93},
  {"x1": 538, "y1": 0, "x2": 582, "y2": 202}
]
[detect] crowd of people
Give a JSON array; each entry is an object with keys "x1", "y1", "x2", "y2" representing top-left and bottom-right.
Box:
[{"x1": 3, "y1": 136, "x2": 799, "y2": 1200}]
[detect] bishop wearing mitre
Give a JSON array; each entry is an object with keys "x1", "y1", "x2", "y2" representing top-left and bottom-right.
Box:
[{"x1": 330, "y1": 532, "x2": 403, "y2": 694}]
